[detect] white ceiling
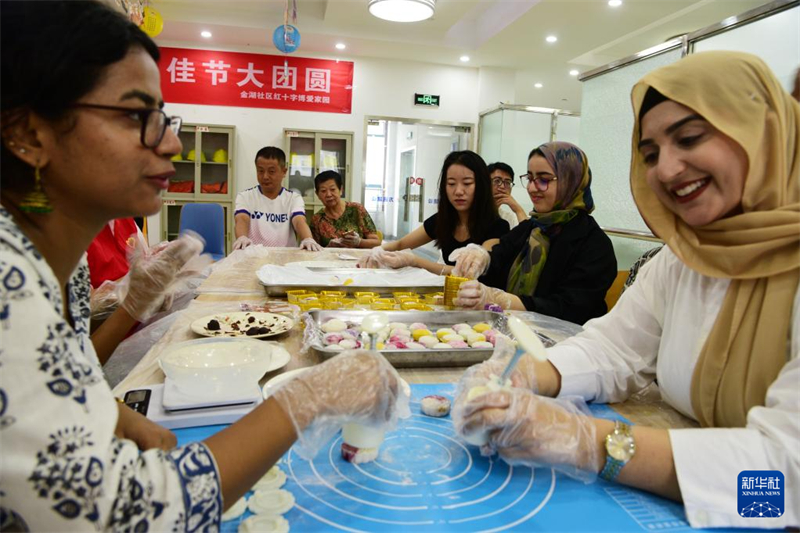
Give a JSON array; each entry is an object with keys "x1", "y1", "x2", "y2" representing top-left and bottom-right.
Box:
[{"x1": 153, "y1": 0, "x2": 767, "y2": 110}]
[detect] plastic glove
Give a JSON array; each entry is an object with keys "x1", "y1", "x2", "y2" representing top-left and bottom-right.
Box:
[
  {"x1": 453, "y1": 280, "x2": 515, "y2": 310},
  {"x1": 271, "y1": 350, "x2": 411, "y2": 459},
  {"x1": 454, "y1": 336, "x2": 538, "y2": 395},
  {"x1": 233, "y1": 235, "x2": 253, "y2": 250},
  {"x1": 90, "y1": 279, "x2": 121, "y2": 319},
  {"x1": 456, "y1": 387, "x2": 601, "y2": 483},
  {"x1": 119, "y1": 232, "x2": 204, "y2": 321},
  {"x1": 300, "y1": 238, "x2": 323, "y2": 252},
  {"x1": 357, "y1": 246, "x2": 387, "y2": 268},
  {"x1": 328, "y1": 238, "x2": 344, "y2": 248},
  {"x1": 381, "y1": 249, "x2": 416, "y2": 269},
  {"x1": 450, "y1": 243, "x2": 490, "y2": 279},
  {"x1": 341, "y1": 231, "x2": 362, "y2": 248}
]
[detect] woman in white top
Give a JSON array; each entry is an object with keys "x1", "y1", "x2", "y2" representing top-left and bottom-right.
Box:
[
  {"x1": 0, "y1": 2, "x2": 404, "y2": 530},
  {"x1": 453, "y1": 51, "x2": 799, "y2": 529}
]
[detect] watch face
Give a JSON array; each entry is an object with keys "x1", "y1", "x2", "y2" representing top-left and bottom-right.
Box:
[{"x1": 607, "y1": 433, "x2": 635, "y2": 461}]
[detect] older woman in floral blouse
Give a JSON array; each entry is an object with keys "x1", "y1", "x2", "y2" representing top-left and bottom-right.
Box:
[{"x1": 310, "y1": 170, "x2": 382, "y2": 248}]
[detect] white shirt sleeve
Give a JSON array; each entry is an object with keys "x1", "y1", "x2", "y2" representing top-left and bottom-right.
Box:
[
  {"x1": 289, "y1": 192, "x2": 306, "y2": 220},
  {"x1": 668, "y1": 284, "x2": 800, "y2": 529},
  {"x1": 0, "y1": 249, "x2": 222, "y2": 531},
  {"x1": 234, "y1": 190, "x2": 250, "y2": 216},
  {"x1": 547, "y1": 251, "x2": 666, "y2": 403}
]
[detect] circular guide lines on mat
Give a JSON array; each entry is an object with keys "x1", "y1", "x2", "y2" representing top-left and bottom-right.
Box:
[{"x1": 284, "y1": 402, "x2": 556, "y2": 532}]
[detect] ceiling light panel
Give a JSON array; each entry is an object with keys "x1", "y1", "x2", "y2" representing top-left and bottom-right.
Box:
[{"x1": 368, "y1": 0, "x2": 435, "y2": 23}]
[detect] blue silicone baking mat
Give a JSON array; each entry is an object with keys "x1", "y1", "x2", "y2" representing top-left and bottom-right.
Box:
[{"x1": 175, "y1": 384, "x2": 757, "y2": 532}]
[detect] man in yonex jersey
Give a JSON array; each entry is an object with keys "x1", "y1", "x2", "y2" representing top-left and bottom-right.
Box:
[{"x1": 233, "y1": 146, "x2": 322, "y2": 251}]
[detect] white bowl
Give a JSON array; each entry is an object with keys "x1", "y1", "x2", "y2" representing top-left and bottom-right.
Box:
[{"x1": 159, "y1": 337, "x2": 272, "y2": 395}]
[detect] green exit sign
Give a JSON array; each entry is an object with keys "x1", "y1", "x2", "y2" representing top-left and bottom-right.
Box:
[{"x1": 414, "y1": 93, "x2": 440, "y2": 107}]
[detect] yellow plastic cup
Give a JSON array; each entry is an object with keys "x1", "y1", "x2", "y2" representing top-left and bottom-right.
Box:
[
  {"x1": 286, "y1": 290, "x2": 309, "y2": 303},
  {"x1": 401, "y1": 301, "x2": 432, "y2": 311},
  {"x1": 321, "y1": 290, "x2": 346, "y2": 297},
  {"x1": 341, "y1": 298, "x2": 356, "y2": 309},
  {"x1": 371, "y1": 303, "x2": 396, "y2": 311},
  {"x1": 323, "y1": 300, "x2": 343, "y2": 310},
  {"x1": 354, "y1": 291, "x2": 378, "y2": 298},
  {"x1": 356, "y1": 294, "x2": 376, "y2": 305},
  {"x1": 393, "y1": 291, "x2": 416, "y2": 299},
  {"x1": 444, "y1": 275, "x2": 469, "y2": 308}
]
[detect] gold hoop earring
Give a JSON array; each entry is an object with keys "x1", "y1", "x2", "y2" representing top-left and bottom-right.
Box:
[{"x1": 19, "y1": 165, "x2": 53, "y2": 214}]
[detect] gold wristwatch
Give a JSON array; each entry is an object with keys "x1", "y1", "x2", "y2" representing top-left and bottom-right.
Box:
[{"x1": 599, "y1": 420, "x2": 635, "y2": 481}]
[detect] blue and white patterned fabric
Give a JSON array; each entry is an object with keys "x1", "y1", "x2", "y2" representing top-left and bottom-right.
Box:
[{"x1": 0, "y1": 208, "x2": 222, "y2": 531}]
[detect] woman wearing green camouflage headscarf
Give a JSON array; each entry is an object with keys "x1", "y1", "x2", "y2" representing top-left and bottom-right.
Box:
[{"x1": 454, "y1": 141, "x2": 617, "y2": 324}]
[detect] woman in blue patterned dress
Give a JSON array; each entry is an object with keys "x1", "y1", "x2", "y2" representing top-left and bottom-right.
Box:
[{"x1": 0, "y1": 2, "x2": 405, "y2": 530}]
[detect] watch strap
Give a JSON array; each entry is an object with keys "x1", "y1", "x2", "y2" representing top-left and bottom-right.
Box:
[{"x1": 599, "y1": 421, "x2": 633, "y2": 482}]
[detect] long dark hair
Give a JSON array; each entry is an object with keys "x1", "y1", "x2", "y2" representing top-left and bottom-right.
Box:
[
  {"x1": 435, "y1": 150, "x2": 498, "y2": 248},
  {"x1": 1, "y1": 0, "x2": 160, "y2": 197}
]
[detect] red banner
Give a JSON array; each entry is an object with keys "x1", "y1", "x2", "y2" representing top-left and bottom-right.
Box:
[{"x1": 158, "y1": 47, "x2": 354, "y2": 114}]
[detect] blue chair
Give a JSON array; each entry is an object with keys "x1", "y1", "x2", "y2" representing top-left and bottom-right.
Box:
[{"x1": 179, "y1": 203, "x2": 225, "y2": 261}]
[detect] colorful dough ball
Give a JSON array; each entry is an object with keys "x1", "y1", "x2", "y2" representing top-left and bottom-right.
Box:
[
  {"x1": 420, "y1": 395, "x2": 451, "y2": 417},
  {"x1": 448, "y1": 340, "x2": 469, "y2": 348},
  {"x1": 443, "y1": 333, "x2": 465, "y2": 343},
  {"x1": 412, "y1": 328, "x2": 432, "y2": 341},
  {"x1": 339, "y1": 339, "x2": 358, "y2": 349},
  {"x1": 323, "y1": 333, "x2": 344, "y2": 345},
  {"x1": 436, "y1": 328, "x2": 456, "y2": 340},
  {"x1": 433, "y1": 342, "x2": 452, "y2": 349},
  {"x1": 409, "y1": 322, "x2": 428, "y2": 331},
  {"x1": 473, "y1": 323, "x2": 492, "y2": 333},
  {"x1": 405, "y1": 341, "x2": 425, "y2": 350}
]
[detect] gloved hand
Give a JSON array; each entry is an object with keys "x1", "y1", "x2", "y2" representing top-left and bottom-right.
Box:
[
  {"x1": 381, "y1": 250, "x2": 417, "y2": 269},
  {"x1": 455, "y1": 336, "x2": 538, "y2": 394},
  {"x1": 272, "y1": 350, "x2": 411, "y2": 459},
  {"x1": 450, "y1": 244, "x2": 490, "y2": 279},
  {"x1": 233, "y1": 235, "x2": 253, "y2": 250},
  {"x1": 341, "y1": 231, "x2": 362, "y2": 248},
  {"x1": 300, "y1": 238, "x2": 323, "y2": 251},
  {"x1": 328, "y1": 238, "x2": 344, "y2": 248},
  {"x1": 357, "y1": 246, "x2": 387, "y2": 268},
  {"x1": 119, "y1": 232, "x2": 204, "y2": 321},
  {"x1": 456, "y1": 387, "x2": 601, "y2": 483},
  {"x1": 90, "y1": 279, "x2": 120, "y2": 319},
  {"x1": 453, "y1": 280, "x2": 515, "y2": 310}
]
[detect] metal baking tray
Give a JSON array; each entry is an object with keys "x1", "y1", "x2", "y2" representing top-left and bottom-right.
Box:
[
  {"x1": 261, "y1": 268, "x2": 444, "y2": 297},
  {"x1": 305, "y1": 310, "x2": 509, "y2": 367}
]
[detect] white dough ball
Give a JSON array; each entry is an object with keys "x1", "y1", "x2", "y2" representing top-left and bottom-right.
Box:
[
  {"x1": 321, "y1": 319, "x2": 347, "y2": 333},
  {"x1": 418, "y1": 335, "x2": 439, "y2": 348},
  {"x1": 471, "y1": 341, "x2": 494, "y2": 349}
]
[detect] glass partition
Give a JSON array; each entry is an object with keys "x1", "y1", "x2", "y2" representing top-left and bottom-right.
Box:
[{"x1": 579, "y1": 48, "x2": 682, "y2": 269}]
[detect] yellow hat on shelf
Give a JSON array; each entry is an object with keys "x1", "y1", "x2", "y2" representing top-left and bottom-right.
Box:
[
  {"x1": 170, "y1": 153, "x2": 183, "y2": 161},
  {"x1": 212, "y1": 149, "x2": 228, "y2": 163},
  {"x1": 186, "y1": 149, "x2": 207, "y2": 162}
]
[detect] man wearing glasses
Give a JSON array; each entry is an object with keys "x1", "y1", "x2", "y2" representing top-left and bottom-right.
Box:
[{"x1": 488, "y1": 162, "x2": 528, "y2": 229}]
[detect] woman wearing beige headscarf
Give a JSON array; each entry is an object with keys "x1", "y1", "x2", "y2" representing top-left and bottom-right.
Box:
[{"x1": 451, "y1": 51, "x2": 799, "y2": 529}]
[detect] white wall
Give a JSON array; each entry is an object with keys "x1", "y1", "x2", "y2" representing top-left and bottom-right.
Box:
[{"x1": 149, "y1": 47, "x2": 481, "y2": 243}]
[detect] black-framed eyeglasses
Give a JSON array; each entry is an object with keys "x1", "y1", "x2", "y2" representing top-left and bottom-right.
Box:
[
  {"x1": 520, "y1": 172, "x2": 558, "y2": 192},
  {"x1": 70, "y1": 103, "x2": 182, "y2": 149},
  {"x1": 491, "y1": 177, "x2": 514, "y2": 189}
]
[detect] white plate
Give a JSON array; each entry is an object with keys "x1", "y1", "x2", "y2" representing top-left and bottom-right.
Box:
[
  {"x1": 284, "y1": 260, "x2": 357, "y2": 269},
  {"x1": 191, "y1": 312, "x2": 293, "y2": 339},
  {"x1": 261, "y1": 342, "x2": 291, "y2": 372},
  {"x1": 262, "y1": 369, "x2": 410, "y2": 399}
]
